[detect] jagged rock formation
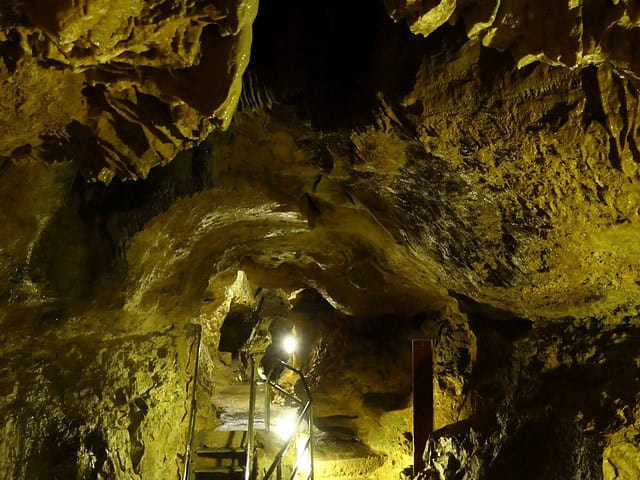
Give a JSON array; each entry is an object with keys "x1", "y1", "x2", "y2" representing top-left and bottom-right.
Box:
[
  {"x1": 2, "y1": 1, "x2": 640, "y2": 479},
  {"x1": 420, "y1": 307, "x2": 640, "y2": 480},
  {"x1": 386, "y1": 0, "x2": 640, "y2": 79},
  {"x1": 0, "y1": 317, "x2": 199, "y2": 479},
  {"x1": 0, "y1": 0, "x2": 256, "y2": 180}
]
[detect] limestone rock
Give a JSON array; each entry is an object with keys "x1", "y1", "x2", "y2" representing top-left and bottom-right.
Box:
[
  {"x1": 386, "y1": 0, "x2": 640, "y2": 80},
  {"x1": 419, "y1": 306, "x2": 640, "y2": 480},
  {"x1": 0, "y1": 312, "x2": 199, "y2": 480},
  {"x1": 386, "y1": 0, "x2": 458, "y2": 37},
  {"x1": 0, "y1": 0, "x2": 257, "y2": 179},
  {"x1": 603, "y1": 420, "x2": 640, "y2": 480},
  {"x1": 383, "y1": 39, "x2": 640, "y2": 318}
]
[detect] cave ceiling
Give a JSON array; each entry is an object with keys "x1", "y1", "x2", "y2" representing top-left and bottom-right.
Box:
[
  {"x1": 2, "y1": 0, "x2": 640, "y2": 321},
  {"x1": 0, "y1": 0, "x2": 257, "y2": 180}
]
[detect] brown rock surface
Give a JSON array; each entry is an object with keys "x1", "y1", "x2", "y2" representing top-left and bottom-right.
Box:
[
  {"x1": 397, "y1": 41, "x2": 640, "y2": 319},
  {"x1": 0, "y1": 0, "x2": 256, "y2": 179},
  {"x1": 387, "y1": 0, "x2": 640, "y2": 79}
]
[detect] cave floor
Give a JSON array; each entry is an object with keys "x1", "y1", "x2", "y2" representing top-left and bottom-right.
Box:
[{"x1": 214, "y1": 382, "x2": 296, "y2": 432}]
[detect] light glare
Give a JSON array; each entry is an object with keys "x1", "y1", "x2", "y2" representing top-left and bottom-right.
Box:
[
  {"x1": 275, "y1": 414, "x2": 297, "y2": 440},
  {"x1": 297, "y1": 436, "x2": 311, "y2": 472},
  {"x1": 283, "y1": 335, "x2": 297, "y2": 355}
]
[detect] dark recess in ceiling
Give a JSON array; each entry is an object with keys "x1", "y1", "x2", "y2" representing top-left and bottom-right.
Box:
[{"x1": 248, "y1": 0, "x2": 427, "y2": 129}]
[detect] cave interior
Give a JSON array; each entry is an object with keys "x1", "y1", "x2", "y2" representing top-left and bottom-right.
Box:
[{"x1": 2, "y1": 0, "x2": 640, "y2": 479}]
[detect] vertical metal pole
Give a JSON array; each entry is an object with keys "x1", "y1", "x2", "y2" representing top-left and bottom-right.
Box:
[
  {"x1": 183, "y1": 326, "x2": 202, "y2": 480},
  {"x1": 246, "y1": 355, "x2": 257, "y2": 480},
  {"x1": 265, "y1": 370, "x2": 272, "y2": 432},
  {"x1": 412, "y1": 339, "x2": 433, "y2": 476},
  {"x1": 308, "y1": 404, "x2": 314, "y2": 480},
  {"x1": 184, "y1": 397, "x2": 196, "y2": 480},
  {"x1": 277, "y1": 462, "x2": 282, "y2": 480}
]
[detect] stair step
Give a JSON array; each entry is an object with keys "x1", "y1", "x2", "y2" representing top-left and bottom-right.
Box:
[
  {"x1": 193, "y1": 466, "x2": 245, "y2": 478},
  {"x1": 196, "y1": 447, "x2": 247, "y2": 457},
  {"x1": 194, "y1": 466, "x2": 245, "y2": 473}
]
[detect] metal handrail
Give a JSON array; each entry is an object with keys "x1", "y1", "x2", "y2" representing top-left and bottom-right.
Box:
[
  {"x1": 265, "y1": 369, "x2": 273, "y2": 432},
  {"x1": 261, "y1": 381, "x2": 303, "y2": 404},
  {"x1": 262, "y1": 396, "x2": 312, "y2": 480},
  {"x1": 261, "y1": 359, "x2": 314, "y2": 480},
  {"x1": 246, "y1": 355, "x2": 257, "y2": 480},
  {"x1": 181, "y1": 331, "x2": 313, "y2": 480},
  {"x1": 182, "y1": 324, "x2": 203, "y2": 480}
]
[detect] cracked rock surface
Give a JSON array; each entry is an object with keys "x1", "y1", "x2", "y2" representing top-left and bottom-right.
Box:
[
  {"x1": 0, "y1": 0, "x2": 256, "y2": 179},
  {"x1": 387, "y1": 0, "x2": 640, "y2": 79}
]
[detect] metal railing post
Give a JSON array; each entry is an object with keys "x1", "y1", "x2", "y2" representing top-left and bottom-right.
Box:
[
  {"x1": 262, "y1": 360, "x2": 314, "y2": 480},
  {"x1": 308, "y1": 403, "x2": 314, "y2": 480},
  {"x1": 265, "y1": 370, "x2": 272, "y2": 432},
  {"x1": 183, "y1": 325, "x2": 202, "y2": 480},
  {"x1": 246, "y1": 355, "x2": 257, "y2": 480}
]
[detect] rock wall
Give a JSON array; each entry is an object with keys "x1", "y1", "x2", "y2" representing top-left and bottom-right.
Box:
[
  {"x1": 386, "y1": 0, "x2": 640, "y2": 79},
  {"x1": 0, "y1": 0, "x2": 257, "y2": 180},
  {"x1": 422, "y1": 303, "x2": 640, "y2": 480},
  {"x1": 0, "y1": 308, "x2": 200, "y2": 480}
]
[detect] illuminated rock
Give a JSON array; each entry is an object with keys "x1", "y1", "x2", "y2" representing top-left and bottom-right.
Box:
[{"x1": 0, "y1": 0, "x2": 257, "y2": 179}]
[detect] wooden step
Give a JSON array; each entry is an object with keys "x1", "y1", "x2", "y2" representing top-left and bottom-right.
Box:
[
  {"x1": 196, "y1": 447, "x2": 247, "y2": 458},
  {"x1": 193, "y1": 465, "x2": 245, "y2": 479}
]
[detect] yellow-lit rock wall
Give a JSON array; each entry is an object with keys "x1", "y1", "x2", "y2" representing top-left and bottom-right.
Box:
[
  {"x1": 386, "y1": 0, "x2": 640, "y2": 77},
  {"x1": 0, "y1": 304, "x2": 201, "y2": 480},
  {"x1": 0, "y1": 0, "x2": 257, "y2": 179}
]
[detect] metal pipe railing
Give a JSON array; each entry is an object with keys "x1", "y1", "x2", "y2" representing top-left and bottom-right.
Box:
[
  {"x1": 263, "y1": 381, "x2": 303, "y2": 404},
  {"x1": 261, "y1": 360, "x2": 314, "y2": 480},
  {"x1": 182, "y1": 324, "x2": 203, "y2": 480},
  {"x1": 306, "y1": 402, "x2": 314, "y2": 480},
  {"x1": 280, "y1": 361, "x2": 312, "y2": 401},
  {"x1": 265, "y1": 370, "x2": 273, "y2": 432},
  {"x1": 262, "y1": 399, "x2": 312, "y2": 479},
  {"x1": 246, "y1": 355, "x2": 257, "y2": 480}
]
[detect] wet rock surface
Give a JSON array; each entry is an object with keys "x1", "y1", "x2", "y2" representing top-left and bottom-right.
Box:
[
  {"x1": 0, "y1": 307, "x2": 199, "y2": 480},
  {"x1": 420, "y1": 309, "x2": 640, "y2": 480}
]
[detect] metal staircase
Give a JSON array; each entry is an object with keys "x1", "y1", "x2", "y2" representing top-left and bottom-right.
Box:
[
  {"x1": 248, "y1": 357, "x2": 314, "y2": 480},
  {"x1": 191, "y1": 444, "x2": 248, "y2": 480},
  {"x1": 182, "y1": 326, "x2": 313, "y2": 480}
]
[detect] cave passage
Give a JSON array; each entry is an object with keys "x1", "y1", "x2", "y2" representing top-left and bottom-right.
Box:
[{"x1": 3, "y1": 0, "x2": 640, "y2": 479}]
